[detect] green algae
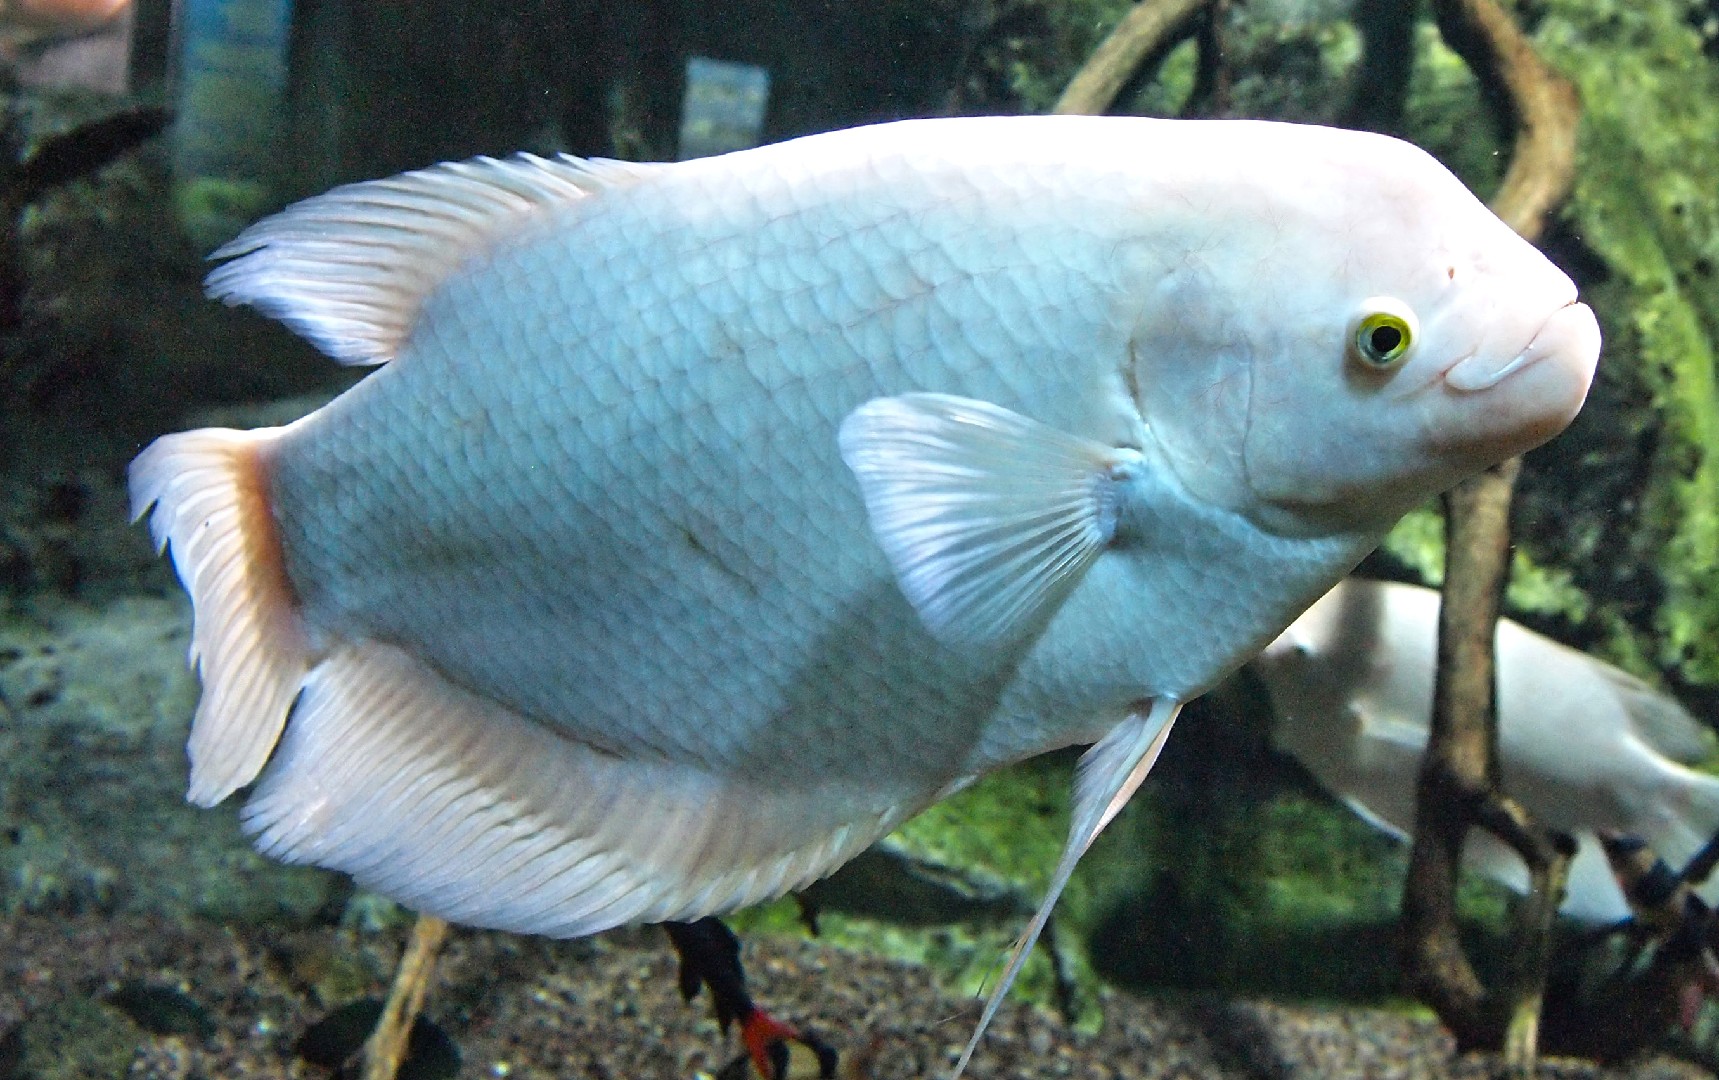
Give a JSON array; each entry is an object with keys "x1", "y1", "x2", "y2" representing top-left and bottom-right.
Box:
[
  {"x1": 1400, "y1": 22, "x2": 1506, "y2": 192},
  {"x1": 737, "y1": 757, "x2": 1092, "y2": 1019},
  {"x1": 1380, "y1": 507, "x2": 1593, "y2": 627},
  {"x1": 1369, "y1": 0, "x2": 1719, "y2": 692},
  {"x1": 1535, "y1": 0, "x2": 1719, "y2": 686},
  {"x1": 171, "y1": 176, "x2": 272, "y2": 251}
]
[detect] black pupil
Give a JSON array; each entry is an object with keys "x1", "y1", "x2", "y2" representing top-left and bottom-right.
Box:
[{"x1": 1368, "y1": 324, "x2": 1403, "y2": 357}]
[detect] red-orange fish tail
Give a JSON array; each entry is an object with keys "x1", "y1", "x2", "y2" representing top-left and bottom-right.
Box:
[{"x1": 741, "y1": 1009, "x2": 801, "y2": 1079}]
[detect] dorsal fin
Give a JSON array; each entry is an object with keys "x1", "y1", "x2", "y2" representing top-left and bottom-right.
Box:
[
  {"x1": 205, "y1": 154, "x2": 659, "y2": 364},
  {"x1": 1595, "y1": 663, "x2": 1713, "y2": 764}
]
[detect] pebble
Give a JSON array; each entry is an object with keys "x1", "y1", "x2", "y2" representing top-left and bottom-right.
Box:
[{"x1": 0, "y1": 914, "x2": 1709, "y2": 1079}]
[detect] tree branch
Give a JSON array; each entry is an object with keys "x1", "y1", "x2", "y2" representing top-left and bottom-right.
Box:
[
  {"x1": 1432, "y1": 0, "x2": 1581, "y2": 239},
  {"x1": 1053, "y1": 0, "x2": 1215, "y2": 116},
  {"x1": 1403, "y1": 0, "x2": 1584, "y2": 1067}
]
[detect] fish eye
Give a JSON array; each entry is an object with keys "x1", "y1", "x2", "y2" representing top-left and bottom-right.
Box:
[{"x1": 1349, "y1": 298, "x2": 1418, "y2": 369}]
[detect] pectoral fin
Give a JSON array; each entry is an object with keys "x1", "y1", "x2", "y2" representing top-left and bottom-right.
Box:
[
  {"x1": 838, "y1": 393, "x2": 1139, "y2": 649},
  {"x1": 949, "y1": 698, "x2": 1184, "y2": 1080}
]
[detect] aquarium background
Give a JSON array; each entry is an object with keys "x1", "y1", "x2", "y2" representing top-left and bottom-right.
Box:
[{"x1": 1, "y1": 0, "x2": 1717, "y2": 1076}]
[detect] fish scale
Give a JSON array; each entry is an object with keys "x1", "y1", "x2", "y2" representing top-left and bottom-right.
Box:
[
  {"x1": 324, "y1": 215, "x2": 1058, "y2": 749},
  {"x1": 131, "y1": 115, "x2": 1599, "y2": 1075}
]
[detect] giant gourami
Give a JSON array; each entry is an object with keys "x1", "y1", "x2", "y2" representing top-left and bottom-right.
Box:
[
  {"x1": 1257, "y1": 578, "x2": 1719, "y2": 925},
  {"x1": 130, "y1": 116, "x2": 1599, "y2": 1071}
]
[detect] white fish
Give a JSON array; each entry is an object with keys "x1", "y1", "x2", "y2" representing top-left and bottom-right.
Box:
[
  {"x1": 129, "y1": 116, "x2": 1599, "y2": 1073},
  {"x1": 1255, "y1": 578, "x2": 1719, "y2": 924}
]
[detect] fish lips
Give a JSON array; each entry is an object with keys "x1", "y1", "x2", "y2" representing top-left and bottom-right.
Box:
[
  {"x1": 1424, "y1": 298, "x2": 1600, "y2": 467},
  {"x1": 1443, "y1": 299, "x2": 1600, "y2": 394}
]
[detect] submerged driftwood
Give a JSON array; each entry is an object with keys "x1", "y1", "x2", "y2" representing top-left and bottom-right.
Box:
[
  {"x1": 1405, "y1": 0, "x2": 1581, "y2": 1068},
  {"x1": 0, "y1": 103, "x2": 169, "y2": 332}
]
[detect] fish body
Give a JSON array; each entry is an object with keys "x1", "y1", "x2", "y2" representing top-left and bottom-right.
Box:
[
  {"x1": 1256, "y1": 578, "x2": 1719, "y2": 923},
  {"x1": 131, "y1": 116, "x2": 1598, "y2": 1068}
]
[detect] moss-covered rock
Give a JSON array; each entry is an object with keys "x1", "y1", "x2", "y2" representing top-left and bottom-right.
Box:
[
  {"x1": 0, "y1": 595, "x2": 342, "y2": 925},
  {"x1": 732, "y1": 754, "x2": 1090, "y2": 1021},
  {"x1": 4, "y1": 995, "x2": 143, "y2": 1080}
]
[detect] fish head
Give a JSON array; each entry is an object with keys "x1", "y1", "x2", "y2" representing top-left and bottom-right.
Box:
[{"x1": 1126, "y1": 124, "x2": 1600, "y2": 537}]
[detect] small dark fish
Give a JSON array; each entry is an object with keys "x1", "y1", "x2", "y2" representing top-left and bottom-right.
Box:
[
  {"x1": 295, "y1": 997, "x2": 459, "y2": 1080},
  {"x1": 104, "y1": 981, "x2": 215, "y2": 1040},
  {"x1": 666, "y1": 917, "x2": 838, "y2": 1079}
]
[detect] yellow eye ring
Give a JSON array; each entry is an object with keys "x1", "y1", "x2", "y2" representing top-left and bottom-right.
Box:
[{"x1": 1351, "y1": 300, "x2": 1418, "y2": 368}]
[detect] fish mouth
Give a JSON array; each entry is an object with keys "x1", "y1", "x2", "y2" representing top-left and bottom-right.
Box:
[{"x1": 1443, "y1": 299, "x2": 1600, "y2": 392}]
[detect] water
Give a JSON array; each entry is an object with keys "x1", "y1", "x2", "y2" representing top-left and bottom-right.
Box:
[{"x1": 1, "y1": 1, "x2": 1716, "y2": 1076}]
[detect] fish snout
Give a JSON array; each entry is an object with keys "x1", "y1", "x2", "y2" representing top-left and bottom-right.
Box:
[
  {"x1": 1425, "y1": 298, "x2": 1600, "y2": 466},
  {"x1": 1444, "y1": 299, "x2": 1600, "y2": 394}
]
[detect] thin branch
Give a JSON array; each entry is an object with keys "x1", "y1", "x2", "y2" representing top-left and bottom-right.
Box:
[
  {"x1": 1682, "y1": 829, "x2": 1719, "y2": 889},
  {"x1": 362, "y1": 914, "x2": 451, "y2": 1080},
  {"x1": 1053, "y1": 0, "x2": 1215, "y2": 115}
]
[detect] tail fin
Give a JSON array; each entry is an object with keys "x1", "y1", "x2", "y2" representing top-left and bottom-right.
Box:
[
  {"x1": 1601, "y1": 664, "x2": 1713, "y2": 764},
  {"x1": 129, "y1": 426, "x2": 310, "y2": 806},
  {"x1": 1651, "y1": 764, "x2": 1719, "y2": 906}
]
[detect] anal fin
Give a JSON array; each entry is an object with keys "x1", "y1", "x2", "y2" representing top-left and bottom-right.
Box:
[
  {"x1": 242, "y1": 639, "x2": 905, "y2": 938},
  {"x1": 949, "y1": 698, "x2": 1183, "y2": 1080}
]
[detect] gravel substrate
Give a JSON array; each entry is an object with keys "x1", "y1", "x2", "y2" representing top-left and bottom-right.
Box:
[{"x1": 0, "y1": 914, "x2": 1711, "y2": 1079}]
